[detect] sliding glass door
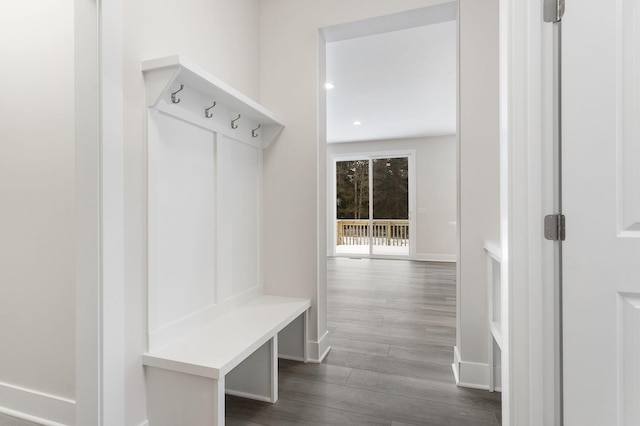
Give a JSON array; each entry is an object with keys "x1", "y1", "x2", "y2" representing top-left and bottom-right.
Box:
[
  {"x1": 335, "y1": 159, "x2": 370, "y2": 256},
  {"x1": 371, "y1": 157, "x2": 409, "y2": 256},
  {"x1": 334, "y1": 155, "x2": 411, "y2": 257}
]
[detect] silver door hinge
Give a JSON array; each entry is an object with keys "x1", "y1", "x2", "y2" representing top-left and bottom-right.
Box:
[
  {"x1": 544, "y1": 214, "x2": 566, "y2": 241},
  {"x1": 543, "y1": 0, "x2": 565, "y2": 23}
]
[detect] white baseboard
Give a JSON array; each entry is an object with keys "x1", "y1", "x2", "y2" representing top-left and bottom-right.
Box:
[
  {"x1": 317, "y1": 345, "x2": 331, "y2": 363},
  {"x1": 307, "y1": 330, "x2": 331, "y2": 363},
  {"x1": 452, "y1": 345, "x2": 461, "y2": 383},
  {"x1": 414, "y1": 253, "x2": 456, "y2": 262},
  {"x1": 138, "y1": 421, "x2": 149, "y2": 426},
  {"x1": 225, "y1": 389, "x2": 273, "y2": 403},
  {"x1": 451, "y1": 363, "x2": 459, "y2": 383},
  {"x1": 452, "y1": 346, "x2": 489, "y2": 390},
  {"x1": 0, "y1": 381, "x2": 75, "y2": 426},
  {"x1": 491, "y1": 364, "x2": 503, "y2": 392},
  {"x1": 278, "y1": 354, "x2": 305, "y2": 362}
]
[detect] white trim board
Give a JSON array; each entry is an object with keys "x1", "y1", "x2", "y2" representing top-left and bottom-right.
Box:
[
  {"x1": 452, "y1": 346, "x2": 489, "y2": 390},
  {"x1": 414, "y1": 253, "x2": 456, "y2": 262},
  {"x1": 0, "y1": 382, "x2": 75, "y2": 426},
  {"x1": 457, "y1": 361, "x2": 490, "y2": 391},
  {"x1": 320, "y1": 2, "x2": 458, "y2": 42},
  {"x1": 498, "y1": 0, "x2": 558, "y2": 424},
  {"x1": 308, "y1": 330, "x2": 331, "y2": 363},
  {"x1": 452, "y1": 345, "x2": 461, "y2": 383}
]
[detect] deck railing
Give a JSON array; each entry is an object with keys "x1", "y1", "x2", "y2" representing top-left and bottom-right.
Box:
[{"x1": 336, "y1": 219, "x2": 409, "y2": 246}]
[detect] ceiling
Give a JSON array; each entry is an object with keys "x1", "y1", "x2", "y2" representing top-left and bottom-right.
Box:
[{"x1": 325, "y1": 17, "x2": 457, "y2": 143}]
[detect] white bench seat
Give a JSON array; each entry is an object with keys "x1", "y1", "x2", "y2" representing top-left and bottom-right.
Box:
[{"x1": 143, "y1": 295, "x2": 311, "y2": 426}]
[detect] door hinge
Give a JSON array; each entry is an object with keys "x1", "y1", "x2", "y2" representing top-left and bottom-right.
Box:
[
  {"x1": 543, "y1": 0, "x2": 565, "y2": 23},
  {"x1": 544, "y1": 214, "x2": 566, "y2": 241}
]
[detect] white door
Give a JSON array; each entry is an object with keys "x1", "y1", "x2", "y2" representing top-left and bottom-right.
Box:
[{"x1": 563, "y1": 1, "x2": 640, "y2": 424}]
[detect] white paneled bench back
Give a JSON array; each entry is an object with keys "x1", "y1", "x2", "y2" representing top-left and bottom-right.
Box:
[{"x1": 142, "y1": 55, "x2": 309, "y2": 426}]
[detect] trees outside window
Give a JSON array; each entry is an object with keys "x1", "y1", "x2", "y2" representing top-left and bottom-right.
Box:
[
  {"x1": 336, "y1": 157, "x2": 408, "y2": 220},
  {"x1": 336, "y1": 160, "x2": 369, "y2": 219}
]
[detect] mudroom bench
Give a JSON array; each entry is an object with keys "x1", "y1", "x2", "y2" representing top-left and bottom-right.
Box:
[
  {"x1": 141, "y1": 56, "x2": 308, "y2": 426},
  {"x1": 143, "y1": 295, "x2": 310, "y2": 426}
]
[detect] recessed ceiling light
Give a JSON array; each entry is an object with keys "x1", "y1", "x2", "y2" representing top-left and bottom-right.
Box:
[
  {"x1": 325, "y1": 82, "x2": 335, "y2": 90},
  {"x1": 353, "y1": 121, "x2": 362, "y2": 126}
]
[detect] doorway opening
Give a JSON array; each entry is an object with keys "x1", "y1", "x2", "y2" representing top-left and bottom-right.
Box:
[
  {"x1": 319, "y1": 2, "x2": 464, "y2": 408},
  {"x1": 316, "y1": 1, "x2": 505, "y2": 423}
]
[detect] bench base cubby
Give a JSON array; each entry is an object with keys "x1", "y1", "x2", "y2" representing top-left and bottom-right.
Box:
[
  {"x1": 143, "y1": 296, "x2": 310, "y2": 426},
  {"x1": 146, "y1": 338, "x2": 277, "y2": 426}
]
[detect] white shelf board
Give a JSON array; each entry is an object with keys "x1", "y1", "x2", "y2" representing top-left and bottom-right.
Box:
[{"x1": 142, "y1": 55, "x2": 284, "y2": 148}]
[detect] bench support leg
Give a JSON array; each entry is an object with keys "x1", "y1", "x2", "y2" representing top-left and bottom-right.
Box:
[
  {"x1": 145, "y1": 367, "x2": 226, "y2": 426},
  {"x1": 213, "y1": 376, "x2": 225, "y2": 426},
  {"x1": 271, "y1": 335, "x2": 278, "y2": 403}
]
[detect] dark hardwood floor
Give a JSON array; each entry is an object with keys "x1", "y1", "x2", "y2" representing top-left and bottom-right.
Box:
[{"x1": 226, "y1": 257, "x2": 501, "y2": 426}]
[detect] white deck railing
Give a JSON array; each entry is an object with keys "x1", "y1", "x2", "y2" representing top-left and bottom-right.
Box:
[{"x1": 336, "y1": 219, "x2": 409, "y2": 247}]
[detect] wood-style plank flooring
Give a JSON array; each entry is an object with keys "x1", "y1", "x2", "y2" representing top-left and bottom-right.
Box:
[
  {"x1": 0, "y1": 258, "x2": 500, "y2": 426},
  {"x1": 226, "y1": 258, "x2": 501, "y2": 425}
]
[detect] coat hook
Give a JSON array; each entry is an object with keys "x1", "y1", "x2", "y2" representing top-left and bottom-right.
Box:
[
  {"x1": 171, "y1": 84, "x2": 184, "y2": 104},
  {"x1": 205, "y1": 101, "x2": 216, "y2": 118},
  {"x1": 231, "y1": 114, "x2": 241, "y2": 129},
  {"x1": 252, "y1": 124, "x2": 261, "y2": 137}
]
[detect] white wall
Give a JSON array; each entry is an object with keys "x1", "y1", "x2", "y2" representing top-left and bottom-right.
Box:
[
  {"x1": 259, "y1": 0, "x2": 452, "y2": 362},
  {"x1": 456, "y1": 0, "x2": 500, "y2": 387},
  {"x1": 327, "y1": 136, "x2": 457, "y2": 261},
  {"x1": 0, "y1": 1, "x2": 76, "y2": 423},
  {"x1": 260, "y1": 0, "x2": 500, "y2": 379},
  {"x1": 122, "y1": 1, "x2": 261, "y2": 424}
]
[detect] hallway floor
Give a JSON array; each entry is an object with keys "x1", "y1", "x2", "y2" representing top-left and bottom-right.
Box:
[
  {"x1": 226, "y1": 258, "x2": 501, "y2": 425},
  {"x1": 0, "y1": 258, "x2": 500, "y2": 426}
]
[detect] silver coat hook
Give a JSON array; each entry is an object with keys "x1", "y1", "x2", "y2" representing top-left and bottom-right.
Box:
[
  {"x1": 171, "y1": 84, "x2": 184, "y2": 104},
  {"x1": 252, "y1": 124, "x2": 261, "y2": 137},
  {"x1": 231, "y1": 114, "x2": 241, "y2": 129},
  {"x1": 205, "y1": 101, "x2": 216, "y2": 118}
]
